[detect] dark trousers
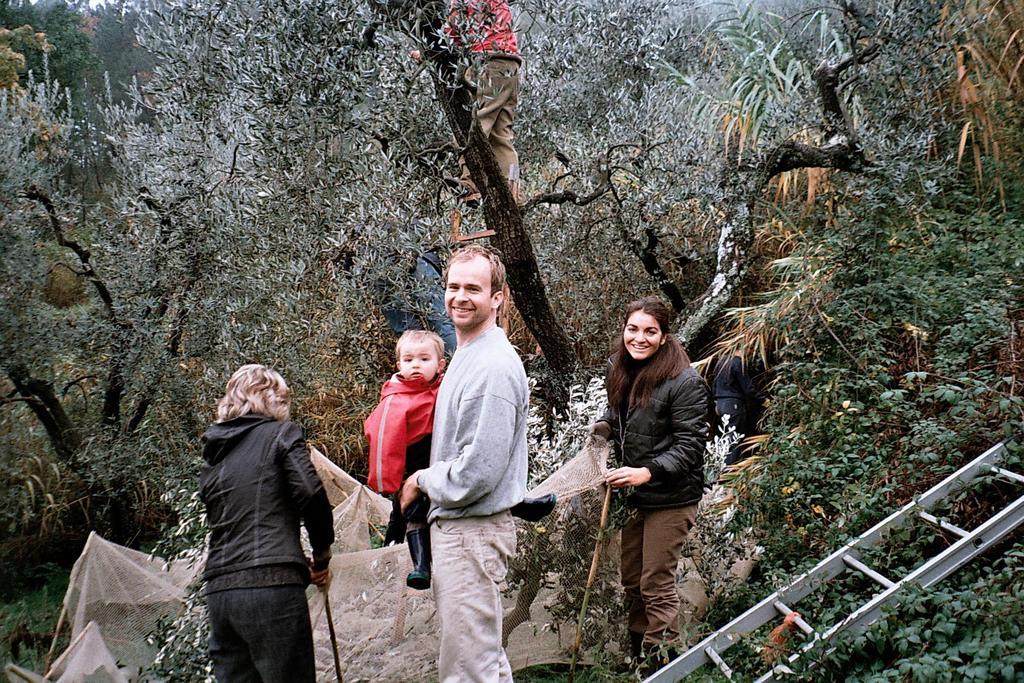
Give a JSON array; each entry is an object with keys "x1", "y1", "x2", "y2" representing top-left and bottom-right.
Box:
[
  {"x1": 716, "y1": 398, "x2": 749, "y2": 465},
  {"x1": 384, "y1": 494, "x2": 430, "y2": 545},
  {"x1": 207, "y1": 584, "x2": 315, "y2": 682}
]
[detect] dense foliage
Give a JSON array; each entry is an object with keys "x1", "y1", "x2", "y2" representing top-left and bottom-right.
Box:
[
  {"x1": 2, "y1": 0, "x2": 1023, "y2": 677},
  {"x1": 698, "y1": 195, "x2": 1024, "y2": 680}
]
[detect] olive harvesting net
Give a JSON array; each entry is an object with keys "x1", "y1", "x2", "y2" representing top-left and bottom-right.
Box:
[{"x1": 7, "y1": 438, "x2": 724, "y2": 682}]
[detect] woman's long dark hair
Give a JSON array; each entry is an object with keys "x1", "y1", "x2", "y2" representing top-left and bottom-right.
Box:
[{"x1": 607, "y1": 296, "x2": 691, "y2": 411}]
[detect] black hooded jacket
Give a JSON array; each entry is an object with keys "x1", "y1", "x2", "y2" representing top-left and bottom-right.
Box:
[
  {"x1": 601, "y1": 367, "x2": 711, "y2": 509},
  {"x1": 712, "y1": 355, "x2": 759, "y2": 401},
  {"x1": 200, "y1": 415, "x2": 334, "y2": 585}
]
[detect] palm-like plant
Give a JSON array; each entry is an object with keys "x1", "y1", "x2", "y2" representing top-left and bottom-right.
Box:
[{"x1": 673, "y1": 4, "x2": 850, "y2": 156}]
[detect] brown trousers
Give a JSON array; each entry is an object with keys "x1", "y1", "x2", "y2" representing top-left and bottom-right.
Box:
[
  {"x1": 459, "y1": 56, "x2": 520, "y2": 196},
  {"x1": 620, "y1": 504, "x2": 698, "y2": 645}
]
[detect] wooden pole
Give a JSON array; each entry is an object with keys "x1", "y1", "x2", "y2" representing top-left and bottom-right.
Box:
[
  {"x1": 369, "y1": 519, "x2": 385, "y2": 545},
  {"x1": 568, "y1": 484, "x2": 613, "y2": 682},
  {"x1": 321, "y1": 587, "x2": 344, "y2": 683},
  {"x1": 43, "y1": 601, "x2": 67, "y2": 674}
]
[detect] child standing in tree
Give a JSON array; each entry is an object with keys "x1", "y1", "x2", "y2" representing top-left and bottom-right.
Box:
[
  {"x1": 365, "y1": 330, "x2": 445, "y2": 589},
  {"x1": 446, "y1": 0, "x2": 522, "y2": 206}
]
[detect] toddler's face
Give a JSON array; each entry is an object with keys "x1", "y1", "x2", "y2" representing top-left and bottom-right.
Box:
[{"x1": 396, "y1": 340, "x2": 443, "y2": 383}]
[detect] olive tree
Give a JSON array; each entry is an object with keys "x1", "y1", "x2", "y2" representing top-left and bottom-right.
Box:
[{"x1": 2, "y1": 0, "x2": 962, "y2": 546}]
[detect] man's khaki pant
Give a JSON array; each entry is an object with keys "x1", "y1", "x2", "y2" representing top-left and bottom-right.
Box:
[
  {"x1": 620, "y1": 504, "x2": 698, "y2": 645},
  {"x1": 431, "y1": 511, "x2": 517, "y2": 682},
  {"x1": 459, "y1": 57, "x2": 521, "y2": 197}
]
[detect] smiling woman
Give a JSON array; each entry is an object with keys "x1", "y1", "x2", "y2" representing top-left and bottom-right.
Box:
[
  {"x1": 623, "y1": 309, "x2": 667, "y2": 361},
  {"x1": 590, "y1": 296, "x2": 711, "y2": 673}
]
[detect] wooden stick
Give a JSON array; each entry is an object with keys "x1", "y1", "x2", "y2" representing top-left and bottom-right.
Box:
[
  {"x1": 369, "y1": 519, "x2": 385, "y2": 545},
  {"x1": 321, "y1": 587, "x2": 344, "y2": 683},
  {"x1": 568, "y1": 484, "x2": 613, "y2": 682},
  {"x1": 43, "y1": 601, "x2": 67, "y2": 674}
]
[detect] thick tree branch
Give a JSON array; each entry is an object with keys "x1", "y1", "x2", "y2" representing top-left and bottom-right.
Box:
[
  {"x1": 1, "y1": 395, "x2": 41, "y2": 406},
  {"x1": 22, "y1": 186, "x2": 126, "y2": 427},
  {"x1": 521, "y1": 185, "x2": 610, "y2": 213},
  {"x1": 763, "y1": 138, "x2": 870, "y2": 179},
  {"x1": 677, "y1": 193, "x2": 755, "y2": 346},
  {"x1": 609, "y1": 186, "x2": 687, "y2": 312},
  {"x1": 522, "y1": 142, "x2": 667, "y2": 213},
  {"x1": 6, "y1": 364, "x2": 81, "y2": 463},
  {"x1": 678, "y1": 3, "x2": 880, "y2": 345},
  {"x1": 408, "y1": 6, "x2": 579, "y2": 387},
  {"x1": 23, "y1": 186, "x2": 116, "y2": 318}
]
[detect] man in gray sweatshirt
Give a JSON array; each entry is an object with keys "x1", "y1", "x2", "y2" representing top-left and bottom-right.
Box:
[{"x1": 400, "y1": 244, "x2": 527, "y2": 682}]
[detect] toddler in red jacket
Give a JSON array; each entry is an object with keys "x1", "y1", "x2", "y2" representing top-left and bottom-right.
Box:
[
  {"x1": 365, "y1": 330, "x2": 558, "y2": 590},
  {"x1": 365, "y1": 330, "x2": 444, "y2": 590}
]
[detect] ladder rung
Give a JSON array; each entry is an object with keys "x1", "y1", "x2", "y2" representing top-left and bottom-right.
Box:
[
  {"x1": 642, "y1": 442, "x2": 1019, "y2": 683},
  {"x1": 988, "y1": 465, "x2": 1024, "y2": 486},
  {"x1": 754, "y1": 663, "x2": 795, "y2": 683},
  {"x1": 705, "y1": 646, "x2": 733, "y2": 679},
  {"x1": 843, "y1": 555, "x2": 896, "y2": 589},
  {"x1": 772, "y1": 600, "x2": 815, "y2": 636},
  {"x1": 919, "y1": 510, "x2": 968, "y2": 538}
]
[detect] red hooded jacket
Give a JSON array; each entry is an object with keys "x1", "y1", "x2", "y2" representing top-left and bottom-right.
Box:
[
  {"x1": 364, "y1": 374, "x2": 441, "y2": 495},
  {"x1": 447, "y1": 0, "x2": 519, "y2": 56}
]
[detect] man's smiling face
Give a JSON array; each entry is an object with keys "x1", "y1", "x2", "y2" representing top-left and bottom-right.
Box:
[{"x1": 444, "y1": 255, "x2": 502, "y2": 337}]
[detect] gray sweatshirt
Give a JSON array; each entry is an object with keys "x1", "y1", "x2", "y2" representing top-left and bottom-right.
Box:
[{"x1": 419, "y1": 324, "x2": 529, "y2": 522}]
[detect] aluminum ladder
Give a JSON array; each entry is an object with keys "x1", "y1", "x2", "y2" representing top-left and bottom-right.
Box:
[{"x1": 644, "y1": 440, "x2": 1024, "y2": 682}]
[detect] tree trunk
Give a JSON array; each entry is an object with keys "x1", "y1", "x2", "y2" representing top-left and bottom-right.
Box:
[
  {"x1": 427, "y1": 44, "x2": 580, "y2": 385},
  {"x1": 6, "y1": 365, "x2": 81, "y2": 464}
]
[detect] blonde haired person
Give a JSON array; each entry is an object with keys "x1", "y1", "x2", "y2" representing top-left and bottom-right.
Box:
[{"x1": 200, "y1": 364, "x2": 334, "y2": 682}]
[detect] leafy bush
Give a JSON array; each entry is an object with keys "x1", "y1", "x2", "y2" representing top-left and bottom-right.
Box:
[
  {"x1": 811, "y1": 543, "x2": 1024, "y2": 682},
  {"x1": 700, "y1": 166, "x2": 1024, "y2": 675}
]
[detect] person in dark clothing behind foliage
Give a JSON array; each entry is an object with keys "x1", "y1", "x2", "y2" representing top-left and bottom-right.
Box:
[
  {"x1": 589, "y1": 296, "x2": 710, "y2": 670},
  {"x1": 712, "y1": 352, "x2": 761, "y2": 465},
  {"x1": 200, "y1": 364, "x2": 334, "y2": 682},
  {"x1": 382, "y1": 248, "x2": 457, "y2": 356}
]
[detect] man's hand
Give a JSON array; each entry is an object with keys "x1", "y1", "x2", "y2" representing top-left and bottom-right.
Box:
[
  {"x1": 589, "y1": 421, "x2": 611, "y2": 439},
  {"x1": 400, "y1": 471, "x2": 423, "y2": 512},
  {"x1": 604, "y1": 466, "x2": 652, "y2": 489}
]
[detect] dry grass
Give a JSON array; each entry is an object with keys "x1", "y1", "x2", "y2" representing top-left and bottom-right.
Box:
[
  {"x1": 302, "y1": 384, "x2": 379, "y2": 480},
  {"x1": 947, "y1": 0, "x2": 1024, "y2": 203}
]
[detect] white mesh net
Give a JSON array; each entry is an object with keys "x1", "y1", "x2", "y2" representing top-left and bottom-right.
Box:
[
  {"x1": 310, "y1": 448, "x2": 392, "y2": 525},
  {"x1": 47, "y1": 621, "x2": 129, "y2": 683},
  {"x1": 308, "y1": 438, "x2": 618, "y2": 681},
  {"x1": 21, "y1": 438, "x2": 724, "y2": 682},
  {"x1": 58, "y1": 532, "x2": 198, "y2": 675}
]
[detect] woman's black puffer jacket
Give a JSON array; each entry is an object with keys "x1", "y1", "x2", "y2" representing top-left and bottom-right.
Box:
[
  {"x1": 200, "y1": 415, "x2": 334, "y2": 582},
  {"x1": 602, "y1": 367, "x2": 711, "y2": 508}
]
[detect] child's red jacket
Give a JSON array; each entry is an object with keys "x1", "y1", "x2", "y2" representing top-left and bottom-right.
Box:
[
  {"x1": 363, "y1": 374, "x2": 441, "y2": 495},
  {"x1": 446, "y1": 0, "x2": 519, "y2": 56}
]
